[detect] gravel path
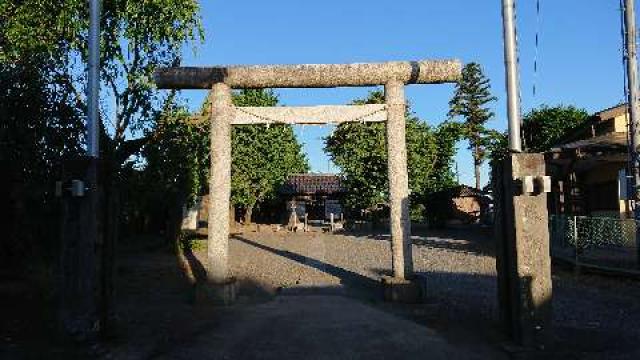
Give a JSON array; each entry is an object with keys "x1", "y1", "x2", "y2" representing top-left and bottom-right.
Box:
[
  {"x1": 191, "y1": 226, "x2": 640, "y2": 359},
  {"x1": 194, "y1": 228, "x2": 497, "y2": 298}
]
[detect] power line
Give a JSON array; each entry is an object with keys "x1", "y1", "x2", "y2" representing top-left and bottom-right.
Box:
[{"x1": 532, "y1": 0, "x2": 541, "y2": 99}]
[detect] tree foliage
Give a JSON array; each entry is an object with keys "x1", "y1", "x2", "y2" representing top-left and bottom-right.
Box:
[
  {"x1": 485, "y1": 105, "x2": 589, "y2": 193},
  {"x1": 522, "y1": 104, "x2": 589, "y2": 152},
  {"x1": 486, "y1": 104, "x2": 589, "y2": 164},
  {"x1": 0, "y1": 61, "x2": 85, "y2": 184},
  {"x1": 1, "y1": 0, "x2": 203, "y2": 165},
  {"x1": 195, "y1": 89, "x2": 310, "y2": 222},
  {"x1": 449, "y1": 62, "x2": 497, "y2": 189},
  {"x1": 143, "y1": 108, "x2": 209, "y2": 206},
  {"x1": 119, "y1": 106, "x2": 209, "y2": 238},
  {"x1": 0, "y1": 0, "x2": 203, "y2": 260},
  {"x1": 0, "y1": 59, "x2": 85, "y2": 266},
  {"x1": 324, "y1": 90, "x2": 460, "y2": 218}
]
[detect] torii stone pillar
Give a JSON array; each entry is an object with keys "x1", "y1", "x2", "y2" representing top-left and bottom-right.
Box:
[
  {"x1": 202, "y1": 82, "x2": 237, "y2": 304},
  {"x1": 385, "y1": 80, "x2": 413, "y2": 280}
]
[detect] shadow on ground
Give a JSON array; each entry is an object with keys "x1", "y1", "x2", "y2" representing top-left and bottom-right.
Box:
[
  {"x1": 347, "y1": 224, "x2": 496, "y2": 257},
  {"x1": 5, "y1": 227, "x2": 640, "y2": 359},
  {"x1": 232, "y1": 235, "x2": 381, "y2": 299},
  {"x1": 114, "y1": 229, "x2": 640, "y2": 359}
]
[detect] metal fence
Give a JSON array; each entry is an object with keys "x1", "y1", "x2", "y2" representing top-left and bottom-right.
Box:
[{"x1": 549, "y1": 215, "x2": 639, "y2": 270}]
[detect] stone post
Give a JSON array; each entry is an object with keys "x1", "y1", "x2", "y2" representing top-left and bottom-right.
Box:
[
  {"x1": 330, "y1": 213, "x2": 335, "y2": 233},
  {"x1": 385, "y1": 80, "x2": 413, "y2": 280},
  {"x1": 495, "y1": 153, "x2": 553, "y2": 348},
  {"x1": 58, "y1": 157, "x2": 100, "y2": 339},
  {"x1": 207, "y1": 82, "x2": 233, "y2": 284}
]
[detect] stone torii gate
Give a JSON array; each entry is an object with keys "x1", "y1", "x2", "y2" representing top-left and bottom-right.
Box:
[{"x1": 155, "y1": 59, "x2": 461, "y2": 302}]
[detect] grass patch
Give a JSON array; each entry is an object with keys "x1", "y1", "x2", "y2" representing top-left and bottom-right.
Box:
[{"x1": 179, "y1": 231, "x2": 207, "y2": 252}]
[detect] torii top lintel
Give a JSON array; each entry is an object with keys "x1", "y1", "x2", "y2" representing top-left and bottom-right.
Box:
[{"x1": 154, "y1": 59, "x2": 461, "y2": 89}]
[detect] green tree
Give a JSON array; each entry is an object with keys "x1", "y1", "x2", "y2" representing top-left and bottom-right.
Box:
[
  {"x1": 0, "y1": 58, "x2": 85, "y2": 266},
  {"x1": 131, "y1": 105, "x2": 208, "y2": 241},
  {"x1": 231, "y1": 90, "x2": 309, "y2": 223},
  {"x1": 522, "y1": 105, "x2": 589, "y2": 152},
  {"x1": 143, "y1": 107, "x2": 209, "y2": 207},
  {"x1": 1, "y1": 0, "x2": 203, "y2": 167},
  {"x1": 485, "y1": 130, "x2": 509, "y2": 164},
  {"x1": 486, "y1": 104, "x2": 589, "y2": 165},
  {"x1": 0, "y1": 0, "x2": 203, "y2": 287},
  {"x1": 324, "y1": 90, "x2": 460, "y2": 218},
  {"x1": 449, "y1": 62, "x2": 497, "y2": 189},
  {"x1": 199, "y1": 89, "x2": 309, "y2": 223},
  {"x1": 485, "y1": 105, "x2": 588, "y2": 194}
]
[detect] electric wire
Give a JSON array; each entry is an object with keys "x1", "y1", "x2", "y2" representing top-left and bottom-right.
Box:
[{"x1": 533, "y1": 0, "x2": 541, "y2": 99}]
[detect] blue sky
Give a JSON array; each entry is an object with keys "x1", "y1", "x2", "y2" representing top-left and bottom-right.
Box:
[{"x1": 178, "y1": 1, "x2": 630, "y2": 187}]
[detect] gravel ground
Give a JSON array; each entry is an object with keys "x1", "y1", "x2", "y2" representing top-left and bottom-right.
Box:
[
  {"x1": 9, "y1": 226, "x2": 638, "y2": 358},
  {"x1": 189, "y1": 226, "x2": 640, "y2": 359}
]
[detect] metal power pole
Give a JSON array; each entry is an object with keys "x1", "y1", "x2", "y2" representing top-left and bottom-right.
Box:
[
  {"x1": 88, "y1": 0, "x2": 100, "y2": 156},
  {"x1": 502, "y1": 0, "x2": 522, "y2": 152},
  {"x1": 623, "y1": 0, "x2": 640, "y2": 267},
  {"x1": 59, "y1": 0, "x2": 103, "y2": 338}
]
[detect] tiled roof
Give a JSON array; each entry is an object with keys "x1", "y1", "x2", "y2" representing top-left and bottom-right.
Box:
[
  {"x1": 428, "y1": 185, "x2": 489, "y2": 200},
  {"x1": 280, "y1": 174, "x2": 345, "y2": 195},
  {"x1": 551, "y1": 132, "x2": 628, "y2": 151}
]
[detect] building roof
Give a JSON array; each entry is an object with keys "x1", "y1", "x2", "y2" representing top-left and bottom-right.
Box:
[
  {"x1": 280, "y1": 174, "x2": 345, "y2": 195},
  {"x1": 594, "y1": 103, "x2": 628, "y2": 120},
  {"x1": 428, "y1": 185, "x2": 490, "y2": 200},
  {"x1": 551, "y1": 132, "x2": 628, "y2": 152},
  {"x1": 551, "y1": 103, "x2": 630, "y2": 151}
]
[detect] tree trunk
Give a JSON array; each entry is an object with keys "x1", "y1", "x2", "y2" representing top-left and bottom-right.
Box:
[
  {"x1": 166, "y1": 193, "x2": 185, "y2": 245},
  {"x1": 244, "y1": 206, "x2": 253, "y2": 224},
  {"x1": 474, "y1": 142, "x2": 482, "y2": 190}
]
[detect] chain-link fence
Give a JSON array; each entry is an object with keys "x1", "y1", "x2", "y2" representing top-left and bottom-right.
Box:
[{"x1": 550, "y1": 215, "x2": 639, "y2": 270}]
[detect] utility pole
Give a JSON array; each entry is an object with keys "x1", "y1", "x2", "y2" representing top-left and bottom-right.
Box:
[
  {"x1": 88, "y1": 0, "x2": 100, "y2": 157},
  {"x1": 623, "y1": 0, "x2": 640, "y2": 242},
  {"x1": 497, "y1": 0, "x2": 552, "y2": 349},
  {"x1": 502, "y1": 0, "x2": 522, "y2": 152},
  {"x1": 59, "y1": 0, "x2": 102, "y2": 339}
]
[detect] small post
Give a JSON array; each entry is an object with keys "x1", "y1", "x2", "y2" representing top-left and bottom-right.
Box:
[
  {"x1": 330, "y1": 213, "x2": 335, "y2": 233},
  {"x1": 573, "y1": 216, "x2": 580, "y2": 275},
  {"x1": 304, "y1": 213, "x2": 308, "y2": 232}
]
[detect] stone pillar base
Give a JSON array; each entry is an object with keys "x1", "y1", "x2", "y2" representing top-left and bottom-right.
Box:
[
  {"x1": 381, "y1": 274, "x2": 427, "y2": 303},
  {"x1": 196, "y1": 278, "x2": 238, "y2": 305}
]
